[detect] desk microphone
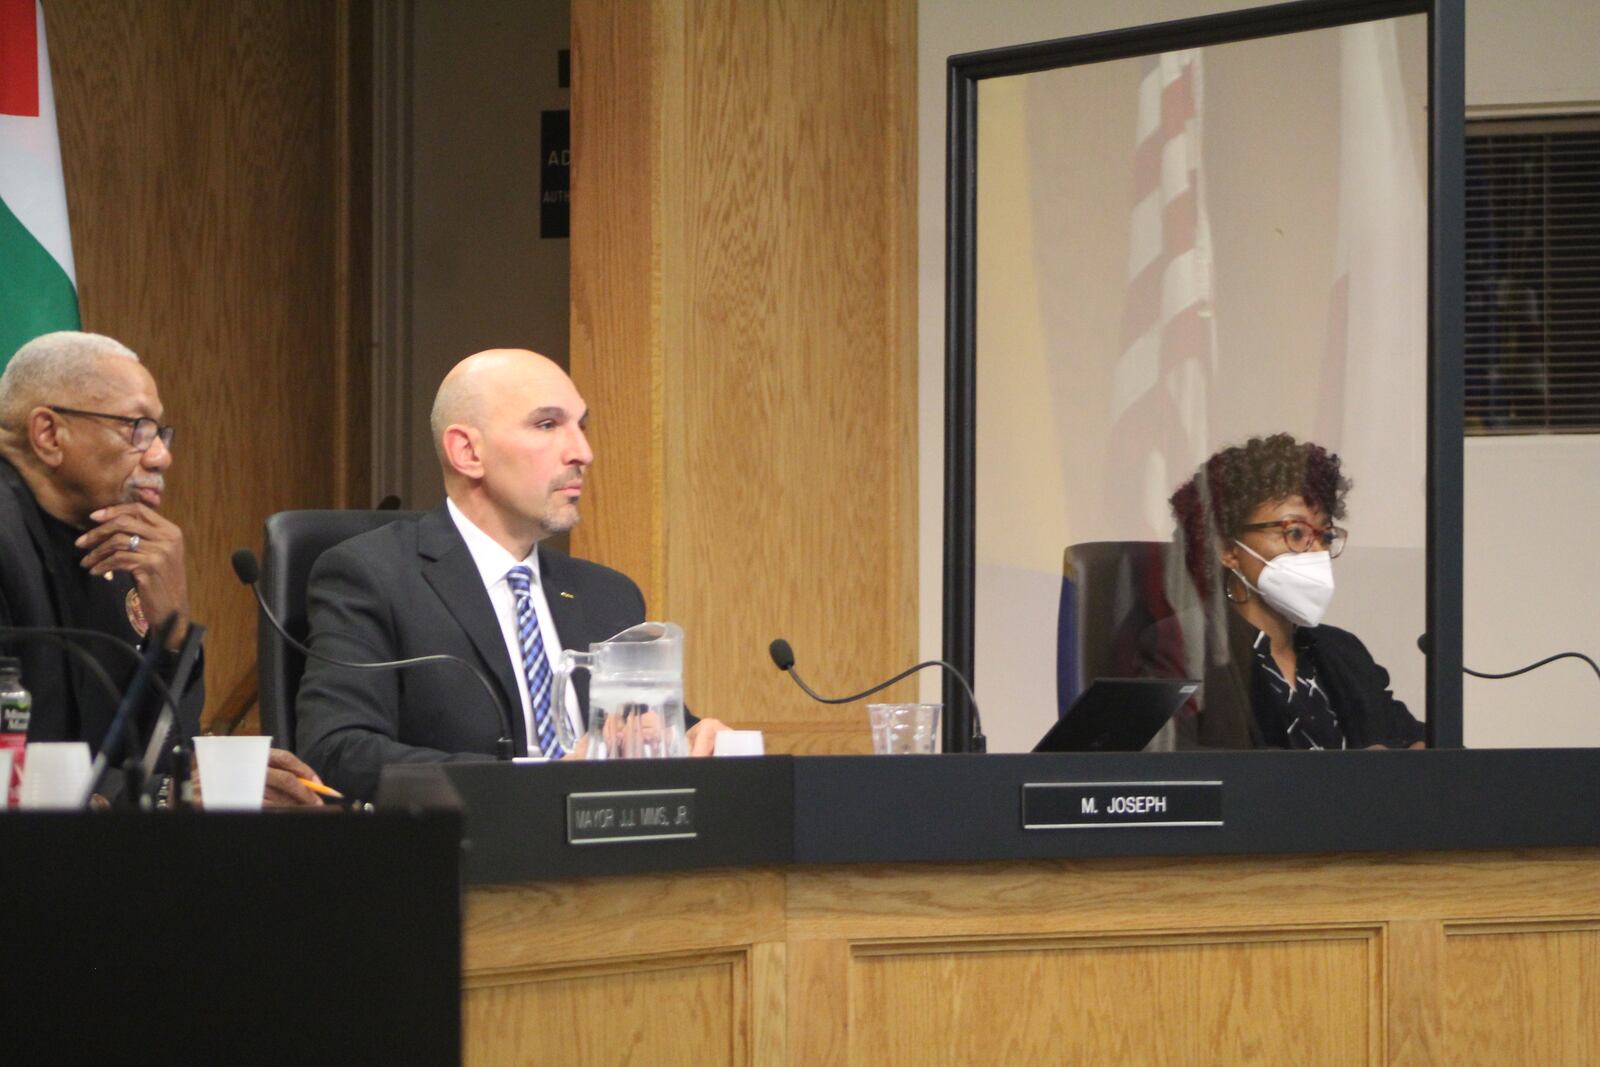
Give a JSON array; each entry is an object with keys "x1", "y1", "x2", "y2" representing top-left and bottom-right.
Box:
[
  {"x1": 0, "y1": 621, "x2": 197, "y2": 808},
  {"x1": 767, "y1": 638, "x2": 987, "y2": 752},
  {"x1": 0, "y1": 626, "x2": 137, "y2": 721},
  {"x1": 84, "y1": 614, "x2": 176, "y2": 806},
  {"x1": 1417, "y1": 634, "x2": 1600, "y2": 686},
  {"x1": 0, "y1": 624, "x2": 180, "y2": 726},
  {"x1": 231, "y1": 548, "x2": 516, "y2": 761}
]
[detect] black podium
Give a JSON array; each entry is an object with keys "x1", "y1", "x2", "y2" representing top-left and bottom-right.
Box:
[
  {"x1": 376, "y1": 749, "x2": 1600, "y2": 883},
  {"x1": 0, "y1": 807, "x2": 461, "y2": 1066}
]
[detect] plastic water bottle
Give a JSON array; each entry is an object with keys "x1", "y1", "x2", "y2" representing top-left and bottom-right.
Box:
[{"x1": 0, "y1": 657, "x2": 32, "y2": 808}]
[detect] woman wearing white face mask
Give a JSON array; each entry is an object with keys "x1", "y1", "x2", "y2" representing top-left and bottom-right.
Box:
[{"x1": 1155, "y1": 433, "x2": 1425, "y2": 751}]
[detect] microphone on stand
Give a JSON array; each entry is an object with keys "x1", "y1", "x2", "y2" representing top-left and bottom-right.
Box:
[
  {"x1": 0, "y1": 624, "x2": 180, "y2": 727},
  {"x1": 231, "y1": 548, "x2": 516, "y2": 760},
  {"x1": 84, "y1": 614, "x2": 176, "y2": 806},
  {"x1": 0, "y1": 623, "x2": 190, "y2": 807},
  {"x1": 767, "y1": 638, "x2": 987, "y2": 753}
]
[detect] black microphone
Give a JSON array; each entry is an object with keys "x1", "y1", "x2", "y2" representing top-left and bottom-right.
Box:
[
  {"x1": 232, "y1": 548, "x2": 516, "y2": 761},
  {"x1": 135, "y1": 621, "x2": 205, "y2": 806},
  {"x1": 0, "y1": 627, "x2": 136, "y2": 723},
  {"x1": 0, "y1": 622, "x2": 191, "y2": 802},
  {"x1": 84, "y1": 613, "x2": 177, "y2": 806},
  {"x1": 0, "y1": 624, "x2": 181, "y2": 726},
  {"x1": 768, "y1": 638, "x2": 987, "y2": 753},
  {"x1": 1418, "y1": 633, "x2": 1600, "y2": 685}
]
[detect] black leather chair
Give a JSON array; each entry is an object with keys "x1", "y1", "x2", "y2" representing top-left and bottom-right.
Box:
[
  {"x1": 1061, "y1": 539, "x2": 1206, "y2": 752},
  {"x1": 257, "y1": 510, "x2": 422, "y2": 748},
  {"x1": 1063, "y1": 542, "x2": 1167, "y2": 682}
]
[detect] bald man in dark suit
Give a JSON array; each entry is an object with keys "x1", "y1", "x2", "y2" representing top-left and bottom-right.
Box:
[{"x1": 296, "y1": 349, "x2": 726, "y2": 799}]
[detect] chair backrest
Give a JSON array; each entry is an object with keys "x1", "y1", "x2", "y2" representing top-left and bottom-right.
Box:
[
  {"x1": 257, "y1": 510, "x2": 423, "y2": 748},
  {"x1": 1060, "y1": 540, "x2": 1179, "y2": 717}
]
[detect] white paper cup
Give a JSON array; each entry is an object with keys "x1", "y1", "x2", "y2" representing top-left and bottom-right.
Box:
[
  {"x1": 194, "y1": 736, "x2": 272, "y2": 811},
  {"x1": 19, "y1": 741, "x2": 93, "y2": 809},
  {"x1": 0, "y1": 748, "x2": 15, "y2": 809},
  {"x1": 712, "y1": 730, "x2": 765, "y2": 757}
]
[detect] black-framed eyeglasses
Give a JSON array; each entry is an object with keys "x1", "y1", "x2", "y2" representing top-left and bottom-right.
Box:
[
  {"x1": 1238, "y1": 518, "x2": 1347, "y2": 558},
  {"x1": 47, "y1": 405, "x2": 176, "y2": 453}
]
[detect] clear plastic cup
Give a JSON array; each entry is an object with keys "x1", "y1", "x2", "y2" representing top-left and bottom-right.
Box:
[{"x1": 868, "y1": 704, "x2": 940, "y2": 755}]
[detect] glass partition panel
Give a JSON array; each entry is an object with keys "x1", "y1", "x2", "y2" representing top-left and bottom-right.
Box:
[{"x1": 971, "y1": 15, "x2": 1430, "y2": 752}]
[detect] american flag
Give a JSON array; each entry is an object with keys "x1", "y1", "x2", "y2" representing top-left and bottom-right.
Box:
[{"x1": 1103, "y1": 50, "x2": 1216, "y2": 540}]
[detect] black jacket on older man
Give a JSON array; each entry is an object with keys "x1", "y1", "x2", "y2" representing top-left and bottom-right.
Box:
[{"x1": 0, "y1": 457, "x2": 203, "y2": 766}]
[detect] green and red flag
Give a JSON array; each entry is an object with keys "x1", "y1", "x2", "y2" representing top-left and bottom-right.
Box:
[{"x1": 1, "y1": 0, "x2": 79, "y2": 370}]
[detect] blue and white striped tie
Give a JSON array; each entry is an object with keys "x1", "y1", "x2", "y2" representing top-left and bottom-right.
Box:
[{"x1": 506, "y1": 565, "x2": 563, "y2": 757}]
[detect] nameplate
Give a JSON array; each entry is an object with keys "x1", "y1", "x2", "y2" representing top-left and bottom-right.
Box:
[
  {"x1": 566, "y1": 788, "x2": 697, "y2": 845},
  {"x1": 1022, "y1": 781, "x2": 1223, "y2": 829}
]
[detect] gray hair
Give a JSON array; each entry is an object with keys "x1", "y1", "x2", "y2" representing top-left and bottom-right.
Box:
[{"x1": 0, "y1": 331, "x2": 139, "y2": 429}]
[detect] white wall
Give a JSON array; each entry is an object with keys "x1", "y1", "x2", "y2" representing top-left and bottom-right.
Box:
[
  {"x1": 1464, "y1": 437, "x2": 1600, "y2": 746},
  {"x1": 918, "y1": 0, "x2": 1600, "y2": 747}
]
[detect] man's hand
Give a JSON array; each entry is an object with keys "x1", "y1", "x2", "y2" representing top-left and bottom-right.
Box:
[
  {"x1": 686, "y1": 718, "x2": 731, "y2": 757},
  {"x1": 77, "y1": 503, "x2": 191, "y2": 647},
  {"x1": 264, "y1": 748, "x2": 328, "y2": 807},
  {"x1": 190, "y1": 746, "x2": 328, "y2": 808}
]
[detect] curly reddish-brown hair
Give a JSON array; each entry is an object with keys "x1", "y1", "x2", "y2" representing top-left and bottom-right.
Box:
[{"x1": 1169, "y1": 433, "x2": 1352, "y2": 598}]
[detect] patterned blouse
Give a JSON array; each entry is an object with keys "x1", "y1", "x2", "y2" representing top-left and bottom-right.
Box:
[{"x1": 1247, "y1": 627, "x2": 1346, "y2": 750}]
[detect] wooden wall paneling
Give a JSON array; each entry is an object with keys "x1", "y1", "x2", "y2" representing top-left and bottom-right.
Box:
[
  {"x1": 457, "y1": 851, "x2": 1600, "y2": 1064},
  {"x1": 1443, "y1": 920, "x2": 1600, "y2": 1066},
  {"x1": 1385, "y1": 918, "x2": 1445, "y2": 1067},
  {"x1": 47, "y1": 0, "x2": 363, "y2": 731},
  {"x1": 571, "y1": 0, "x2": 918, "y2": 754},
  {"x1": 570, "y1": 0, "x2": 664, "y2": 605},
  {"x1": 335, "y1": 0, "x2": 373, "y2": 512},
  {"x1": 788, "y1": 937, "x2": 851, "y2": 1067},
  {"x1": 784, "y1": 850, "x2": 1600, "y2": 942},
  {"x1": 749, "y1": 940, "x2": 787, "y2": 1067},
  {"x1": 666, "y1": 0, "x2": 919, "y2": 752},
  {"x1": 464, "y1": 869, "x2": 786, "y2": 974},
  {"x1": 848, "y1": 930, "x2": 1378, "y2": 1066},
  {"x1": 463, "y1": 870, "x2": 786, "y2": 1067},
  {"x1": 464, "y1": 951, "x2": 749, "y2": 1067}
]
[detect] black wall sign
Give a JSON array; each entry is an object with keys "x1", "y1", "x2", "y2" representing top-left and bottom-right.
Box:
[
  {"x1": 541, "y1": 109, "x2": 570, "y2": 239},
  {"x1": 1022, "y1": 780, "x2": 1223, "y2": 829},
  {"x1": 567, "y1": 788, "x2": 697, "y2": 845}
]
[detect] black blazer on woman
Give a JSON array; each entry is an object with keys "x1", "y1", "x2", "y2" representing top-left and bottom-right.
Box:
[{"x1": 1131, "y1": 603, "x2": 1425, "y2": 750}]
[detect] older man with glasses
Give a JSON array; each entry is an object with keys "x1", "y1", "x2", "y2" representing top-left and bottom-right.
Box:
[{"x1": 0, "y1": 330, "x2": 323, "y2": 804}]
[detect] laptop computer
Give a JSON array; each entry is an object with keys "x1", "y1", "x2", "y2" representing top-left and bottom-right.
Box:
[{"x1": 1032, "y1": 677, "x2": 1201, "y2": 753}]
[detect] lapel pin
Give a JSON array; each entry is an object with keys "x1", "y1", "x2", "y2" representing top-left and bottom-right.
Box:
[{"x1": 559, "y1": 591, "x2": 576, "y2": 599}]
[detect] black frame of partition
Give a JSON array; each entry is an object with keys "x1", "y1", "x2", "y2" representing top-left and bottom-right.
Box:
[{"x1": 943, "y1": 0, "x2": 1465, "y2": 751}]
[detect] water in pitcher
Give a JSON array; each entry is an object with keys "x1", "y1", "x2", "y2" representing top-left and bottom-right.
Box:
[
  {"x1": 585, "y1": 676, "x2": 688, "y2": 759},
  {"x1": 552, "y1": 621, "x2": 688, "y2": 759}
]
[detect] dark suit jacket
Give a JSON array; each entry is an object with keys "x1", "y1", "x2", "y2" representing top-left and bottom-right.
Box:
[
  {"x1": 1131, "y1": 605, "x2": 1424, "y2": 750},
  {"x1": 0, "y1": 457, "x2": 203, "y2": 762},
  {"x1": 294, "y1": 503, "x2": 650, "y2": 798}
]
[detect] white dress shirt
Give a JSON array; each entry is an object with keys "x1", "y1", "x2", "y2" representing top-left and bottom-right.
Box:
[{"x1": 446, "y1": 499, "x2": 583, "y2": 754}]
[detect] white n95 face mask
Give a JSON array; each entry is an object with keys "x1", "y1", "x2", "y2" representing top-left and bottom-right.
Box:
[{"x1": 1232, "y1": 540, "x2": 1335, "y2": 628}]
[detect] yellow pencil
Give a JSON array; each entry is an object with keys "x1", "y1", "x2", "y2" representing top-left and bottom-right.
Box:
[{"x1": 297, "y1": 776, "x2": 344, "y2": 799}]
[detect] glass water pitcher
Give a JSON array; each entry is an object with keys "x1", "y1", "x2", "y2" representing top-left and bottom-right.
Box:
[{"x1": 552, "y1": 622, "x2": 688, "y2": 759}]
